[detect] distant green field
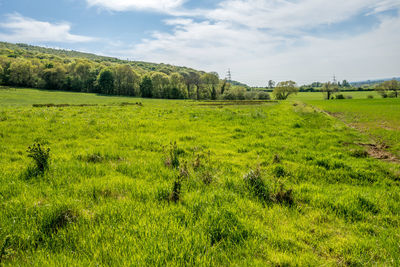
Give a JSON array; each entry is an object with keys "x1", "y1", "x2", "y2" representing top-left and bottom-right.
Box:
[
  {"x1": 290, "y1": 91, "x2": 380, "y2": 101},
  {"x1": 0, "y1": 88, "x2": 399, "y2": 266},
  {"x1": 307, "y1": 98, "x2": 400, "y2": 157}
]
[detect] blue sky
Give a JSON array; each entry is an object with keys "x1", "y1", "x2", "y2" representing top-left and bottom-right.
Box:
[{"x1": 0, "y1": 0, "x2": 399, "y2": 85}]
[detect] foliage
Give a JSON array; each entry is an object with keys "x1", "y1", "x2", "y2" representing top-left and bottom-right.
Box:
[
  {"x1": 222, "y1": 86, "x2": 246, "y2": 100},
  {"x1": 322, "y1": 82, "x2": 339, "y2": 100},
  {"x1": 273, "y1": 81, "x2": 298, "y2": 100},
  {"x1": 26, "y1": 143, "x2": 50, "y2": 173},
  {"x1": 97, "y1": 69, "x2": 114, "y2": 95},
  {"x1": 140, "y1": 76, "x2": 153, "y2": 98},
  {"x1": 375, "y1": 79, "x2": 400, "y2": 98},
  {"x1": 243, "y1": 167, "x2": 270, "y2": 203},
  {"x1": 336, "y1": 94, "x2": 345, "y2": 99}
]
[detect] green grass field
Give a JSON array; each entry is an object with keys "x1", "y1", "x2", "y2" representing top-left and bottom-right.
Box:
[
  {"x1": 0, "y1": 87, "x2": 399, "y2": 266},
  {"x1": 306, "y1": 98, "x2": 400, "y2": 158},
  {"x1": 289, "y1": 91, "x2": 380, "y2": 101}
]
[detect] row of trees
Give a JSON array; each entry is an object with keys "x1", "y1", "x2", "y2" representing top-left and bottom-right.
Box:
[
  {"x1": 0, "y1": 56, "x2": 232, "y2": 100},
  {"x1": 0, "y1": 50, "x2": 275, "y2": 101},
  {"x1": 267, "y1": 79, "x2": 351, "y2": 91},
  {"x1": 375, "y1": 80, "x2": 400, "y2": 98}
]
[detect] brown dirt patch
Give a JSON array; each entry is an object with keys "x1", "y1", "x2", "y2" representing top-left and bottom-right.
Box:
[{"x1": 356, "y1": 143, "x2": 399, "y2": 163}]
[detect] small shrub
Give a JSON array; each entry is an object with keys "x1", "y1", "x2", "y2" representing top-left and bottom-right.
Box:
[
  {"x1": 273, "y1": 154, "x2": 281, "y2": 164},
  {"x1": 292, "y1": 122, "x2": 302, "y2": 128},
  {"x1": 169, "y1": 178, "x2": 182, "y2": 203},
  {"x1": 27, "y1": 143, "x2": 50, "y2": 173},
  {"x1": 243, "y1": 167, "x2": 270, "y2": 203},
  {"x1": 164, "y1": 142, "x2": 182, "y2": 169},
  {"x1": 336, "y1": 94, "x2": 345, "y2": 99},
  {"x1": 41, "y1": 206, "x2": 77, "y2": 236},
  {"x1": 0, "y1": 111, "x2": 7, "y2": 122},
  {"x1": 179, "y1": 161, "x2": 190, "y2": 179},
  {"x1": 244, "y1": 91, "x2": 257, "y2": 100},
  {"x1": 273, "y1": 184, "x2": 294, "y2": 206},
  {"x1": 0, "y1": 236, "x2": 11, "y2": 262},
  {"x1": 192, "y1": 151, "x2": 211, "y2": 171},
  {"x1": 201, "y1": 170, "x2": 214, "y2": 185},
  {"x1": 367, "y1": 95, "x2": 374, "y2": 99},
  {"x1": 257, "y1": 91, "x2": 271, "y2": 100},
  {"x1": 273, "y1": 165, "x2": 286, "y2": 178},
  {"x1": 21, "y1": 165, "x2": 42, "y2": 180},
  {"x1": 193, "y1": 154, "x2": 202, "y2": 170}
]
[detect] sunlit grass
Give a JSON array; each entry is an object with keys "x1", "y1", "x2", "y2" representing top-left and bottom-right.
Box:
[{"x1": 0, "y1": 88, "x2": 399, "y2": 266}]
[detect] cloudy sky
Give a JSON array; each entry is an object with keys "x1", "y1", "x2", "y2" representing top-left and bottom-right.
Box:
[{"x1": 0, "y1": 0, "x2": 399, "y2": 86}]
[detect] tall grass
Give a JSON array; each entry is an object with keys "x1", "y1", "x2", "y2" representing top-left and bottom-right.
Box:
[{"x1": 0, "y1": 87, "x2": 399, "y2": 265}]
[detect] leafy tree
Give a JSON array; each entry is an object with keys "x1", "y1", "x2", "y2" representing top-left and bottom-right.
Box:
[
  {"x1": 0, "y1": 65, "x2": 3, "y2": 84},
  {"x1": 97, "y1": 69, "x2": 114, "y2": 95},
  {"x1": 257, "y1": 91, "x2": 271, "y2": 100},
  {"x1": 140, "y1": 76, "x2": 153, "y2": 98},
  {"x1": 273, "y1": 81, "x2": 298, "y2": 100},
  {"x1": 9, "y1": 59, "x2": 36, "y2": 87},
  {"x1": 114, "y1": 65, "x2": 140, "y2": 96},
  {"x1": 311, "y1": 82, "x2": 322, "y2": 88},
  {"x1": 321, "y1": 82, "x2": 339, "y2": 100},
  {"x1": 72, "y1": 61, "x2": 97, "y2": 92},
  {"x1": 42, "y1": 65, "x2": 67, "y2": 90},
  {"x1": 151, "y1": 72, "x2": 170, "y2": 98},
  {"x1": 376, "y1": 79, "x2": 400, "y2": 98},
  {"x1": 169, "y1": 72, "x2": 187, "y2": 99},
  {"x1": 268, "y1": 80, "x2": 275, "y2": 89},
  {"x1": 180, "y1": 71, "x2": 200, "y2": 99},
  {"x1": 220, "y1": 79, "x2": 230, "y2": 96},
  {"x1": 201, "y1": 72, "x2": 219, "y2": 100},
  {"x1": 342, "y1": 80, "x2": 350, "y2": 87},
  {"x1": 222, "y1": 86, "x2": 246, "y2": 100}
]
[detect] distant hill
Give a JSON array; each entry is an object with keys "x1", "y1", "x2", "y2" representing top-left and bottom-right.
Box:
[{"x1": 0, "y1": 41, "x2": 203, "y2": 75}]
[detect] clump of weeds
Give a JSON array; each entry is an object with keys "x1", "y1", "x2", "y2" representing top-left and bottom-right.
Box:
[
  {"x1": 243, "y1": 165, "x2": 270, "y2": 203},
  {"x1": 164, "y1": 142, "x2": 184, "y2": 169},
  {"x1": 22, "y1": 143, "x2": 50, "y2": 179}
]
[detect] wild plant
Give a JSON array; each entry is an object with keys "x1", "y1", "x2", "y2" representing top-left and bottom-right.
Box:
[{"x1": 26, "y1": 143, "x2": 50, "y2": 174}]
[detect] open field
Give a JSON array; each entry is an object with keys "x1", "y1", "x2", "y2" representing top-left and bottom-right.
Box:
[
  {"x1": 306, "y1": 98, "x2": 400, "y2": 159},
  {"x1": 290, "y1": 91, "x2": 380, "y2": 101},
  {"x1": 0, "y1": 88, "x2": 399, "y2": 266}
]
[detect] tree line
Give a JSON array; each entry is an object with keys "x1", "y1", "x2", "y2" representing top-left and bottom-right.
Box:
[{"x1": 0, "y1": 47, "x2": 271, "y2": 101}]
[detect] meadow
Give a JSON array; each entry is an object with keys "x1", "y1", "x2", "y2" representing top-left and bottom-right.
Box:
[{"x1": 0, "y1": 87, "x2": 399, "y2": 266}]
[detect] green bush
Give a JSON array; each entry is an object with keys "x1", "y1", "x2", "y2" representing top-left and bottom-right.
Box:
[
  {"x1": 26, "y1": 143, "x2": 50, "y2": 174},
  {"x1": 335, "y1": 94, "x2": 345, "y2": 99},
  {"x1": 257, "y1": 91, "x2": 271, "y2": 100},
  {"x1": 243, "y1": 167, "x2": 270, "y2": 203}
]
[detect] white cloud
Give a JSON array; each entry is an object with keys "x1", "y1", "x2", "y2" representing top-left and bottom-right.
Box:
[
  {"x1": 370, "y1": 0, "x2": 400, "y2": 14},
  {"x1": 117, "y1": 0, "x2": 399, "y2": 85},
  {"x1": 0, "y1": 14, "x2": 96, "y2": 43},
  {"x1": 86, "y1": 0, "x2": 186, "y2": 12}
]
